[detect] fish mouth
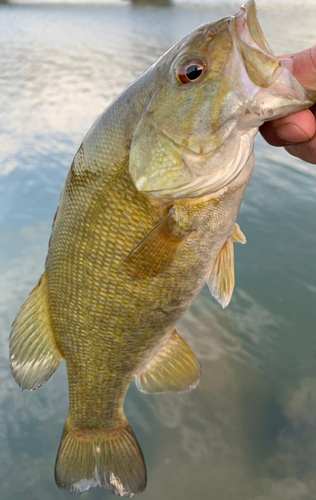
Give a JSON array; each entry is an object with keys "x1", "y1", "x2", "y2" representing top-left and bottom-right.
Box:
[
  {"x1": 231, "y1": 0, "x2": 284, "y2": 89},
  {"x1": 233, "y1": 0, "x2": 273, "y2": 56},
  {"x1": 230, "y1": 0, "x2": 314, "y2": 118}
]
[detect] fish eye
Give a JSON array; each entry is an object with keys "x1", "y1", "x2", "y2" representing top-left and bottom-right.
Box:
[{"x1": 177, "y1": 59, "x2": 206, "y2": 84}]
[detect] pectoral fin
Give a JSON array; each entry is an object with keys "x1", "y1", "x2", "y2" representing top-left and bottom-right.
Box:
[
  {"x1": 135, "y1": 329, "x2": 200, "y2": 394},
  {"x1": 207, "y1": 238, "x2": 235, "y2": 309},
  {"x1": 123, "y1": 208, "x2": 191, "y2": 279}
]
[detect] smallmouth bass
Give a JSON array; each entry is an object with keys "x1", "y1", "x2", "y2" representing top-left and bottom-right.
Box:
[{"x1": 9, "y1": 0, "x2": 316, "y2": 497}]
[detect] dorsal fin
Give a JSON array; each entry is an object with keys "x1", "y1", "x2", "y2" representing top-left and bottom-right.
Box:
[
  {"x1": 123, "y1": 208, "x2": 191, "y2": 279},
  {"x1": 10, "y1": 271, "x2": 63, "y2": 390}
]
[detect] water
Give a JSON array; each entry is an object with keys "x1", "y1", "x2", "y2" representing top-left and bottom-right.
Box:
[{"x1": 0, "y1": 2, "x2": 316, "y2": 499}]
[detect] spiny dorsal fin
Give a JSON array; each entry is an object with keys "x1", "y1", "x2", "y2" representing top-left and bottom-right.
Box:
[
  {"x1": 207, "y1": 238, "x2": 235, "y2": 309},
  {"x1": 123, "y1": 208, "x2": 191, "y2": 280},
  {"x1": 231, "y1": 222, "x2": 246, "y2": 244},
  {"x1": 10, "y1": 271, "x2": 63, "y2": 390},
  {"x1": 135, "y1": 329, "x2": 201, "y2": 394}
]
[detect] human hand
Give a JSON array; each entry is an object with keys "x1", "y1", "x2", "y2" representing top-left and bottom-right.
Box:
[{"x1": 260, "y1": 45, "x2": 316, "y2": 165}]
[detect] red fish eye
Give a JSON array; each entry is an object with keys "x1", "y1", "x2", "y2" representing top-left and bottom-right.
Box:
[{"x1": 177, "y1": 59, "x2": 206, "y2": 84}]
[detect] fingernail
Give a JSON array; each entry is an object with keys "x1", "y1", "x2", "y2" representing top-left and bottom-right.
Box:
[{"x1": 276, "y1": 123, "x2": 309, "y2": 143}]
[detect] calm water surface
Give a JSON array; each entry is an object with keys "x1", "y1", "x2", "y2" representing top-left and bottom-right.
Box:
[{"x1": 0, "y1": 2, "x2": 316, "y2": 499}]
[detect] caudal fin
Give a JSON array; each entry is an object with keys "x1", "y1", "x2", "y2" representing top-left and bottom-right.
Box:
[{"x1": 55, "y1": 415, "x2": 147, "y2": 497}]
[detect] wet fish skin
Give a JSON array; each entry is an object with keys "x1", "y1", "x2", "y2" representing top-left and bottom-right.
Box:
[{"x1": 9, "y1": 0, "x2": 315, "y2": 496}]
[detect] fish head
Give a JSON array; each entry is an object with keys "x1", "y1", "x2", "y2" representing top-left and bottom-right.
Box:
[{"x1": 130, "y1": 0, "x2": 315, "y2": 200}]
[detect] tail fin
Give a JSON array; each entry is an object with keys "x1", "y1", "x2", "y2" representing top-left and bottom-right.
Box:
[{"x1": 55, "y1": 415, "x2": 147, "y2": 497}]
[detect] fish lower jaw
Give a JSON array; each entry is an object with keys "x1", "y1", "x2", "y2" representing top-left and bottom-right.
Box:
[{"x1": 246, "y1": 68, "x2": 315, "y2": 124}]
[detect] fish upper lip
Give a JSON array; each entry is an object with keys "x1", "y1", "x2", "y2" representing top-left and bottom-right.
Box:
[
  {"x1": 159, "y1": 129, "x2": 197, "y2": 154},
  {"x1": 159, "y1": 128, "x2": 223, "y2": 158}
]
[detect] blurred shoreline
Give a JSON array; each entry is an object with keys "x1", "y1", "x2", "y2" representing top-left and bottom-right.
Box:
[{"x1": 4, "y1": 0, "x2": 316, "y2": 6}]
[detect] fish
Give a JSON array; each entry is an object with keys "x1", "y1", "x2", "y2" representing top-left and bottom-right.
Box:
[{"x1": 9, "y1": 0, "x2": 316, "y2": 497}]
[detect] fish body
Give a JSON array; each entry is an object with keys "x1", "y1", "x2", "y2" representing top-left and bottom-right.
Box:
[{"x1": 9, "y1": 0, "x2": 315, "y2": 497}]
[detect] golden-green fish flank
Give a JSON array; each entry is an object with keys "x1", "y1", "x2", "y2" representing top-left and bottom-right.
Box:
[{"x1": 9, "y1": 0, "x2": 316, "y2": 497}]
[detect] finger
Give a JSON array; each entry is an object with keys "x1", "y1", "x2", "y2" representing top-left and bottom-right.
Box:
[
  {"x1": 280, "y1": 45, "x2": 316, "y2": 91},
  {"x1": 284, "y1": 134, "x2": 316, "y2": 164},
  {"x1": 260, "y1": 108, "x2": 316, "y2": 147}
]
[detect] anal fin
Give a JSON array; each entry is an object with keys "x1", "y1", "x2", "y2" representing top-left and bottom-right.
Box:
[
  {"x1": 9, "y1": 271, "x2": 63, "y2": 390},
  {"x1": 135, "y1": 329, "x2": 201, "y2": 394}
]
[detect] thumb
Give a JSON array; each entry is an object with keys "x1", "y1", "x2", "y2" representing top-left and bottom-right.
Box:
[{"x1": 280, "y1": 45, "x2": 316, "y2": 91}]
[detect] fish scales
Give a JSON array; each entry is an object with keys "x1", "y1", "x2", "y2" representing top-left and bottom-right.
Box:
[
  {"x1": 9, "y1": 0, "x2": 316, "y2": 496},
  {"x1": 49, "y1": 156, "x2": 247, "y2": 422}
]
